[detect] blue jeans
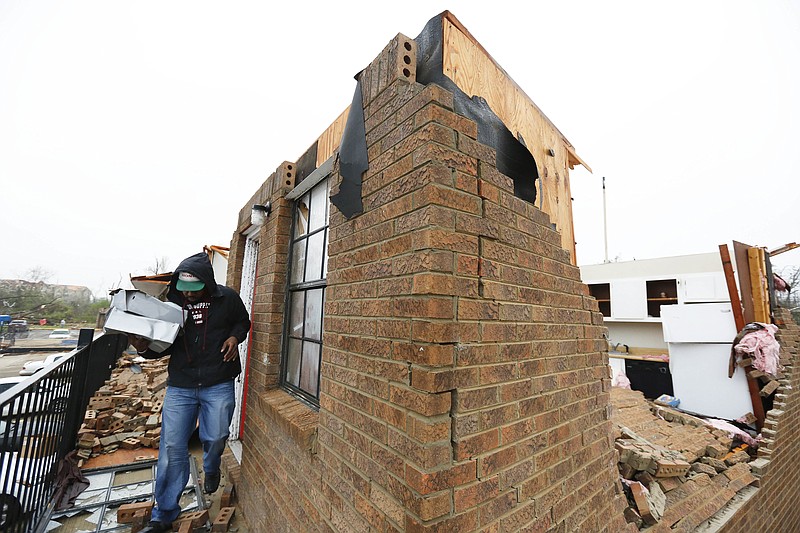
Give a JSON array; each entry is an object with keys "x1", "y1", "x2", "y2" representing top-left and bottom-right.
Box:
[{"x1": 151, "y1": 380, "x2": 235, "y2": 523}]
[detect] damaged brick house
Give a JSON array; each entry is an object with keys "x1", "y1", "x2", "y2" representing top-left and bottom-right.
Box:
[{"x1": 221, "y1": 11, "x2": 800, "y2": 532}]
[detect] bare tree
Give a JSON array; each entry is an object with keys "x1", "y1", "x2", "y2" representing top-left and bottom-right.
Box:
[
  {"x1": 146, "y1": 257, "x2": 170, "y2": 275},
  {"x1": 24, "y1": 266, "x2": 54, "y2": 283}
]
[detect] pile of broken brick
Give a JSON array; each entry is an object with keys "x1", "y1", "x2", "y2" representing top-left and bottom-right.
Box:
[
  {"x1": 117, "y1": 498, "x2": 236, "y2": 533},
  {"x1": 612, "y1": 387, "x2": 765, "y2": 531},
  {"x1": 76, "y1": 352, "x2": 167, "y2": 460},
  {"x1": 76, "y1": 350, "x2": 241, "y2": 531}
]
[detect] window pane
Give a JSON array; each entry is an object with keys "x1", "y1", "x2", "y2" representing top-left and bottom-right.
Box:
[
  {"x1": 283, "y1": 176, "x2": 330, "y2": 402},
  {"x1": 286, "y1": 338, "x2": 302, "y2": 387},
  {"x1": 300, "y1": 342, "x2": 321, "y2": 395},
  {"x1": 289, "y1": 291, "x2": 304, "y2": 337},
  {"x1": 294, "y1": 194, "x2": 309, "y2": 238},
  {"x1": 309, "y1": 182, "x2": 326, "y2": 232},
  {"x1": 291, "y1": 240, "x2": 306, "y2": 284},
  {"x1": 305, "y1": 231, "x2": 325, "y2": 282},
  {"x1": 305, "y1": 288, "x2": 323, "y2": 341},
  {"x1": 326, "y1": 179, "x2": 331, "y2": 224},
  {"x1": 322, "y1": 231, "x2": 329, "y2": 278}
]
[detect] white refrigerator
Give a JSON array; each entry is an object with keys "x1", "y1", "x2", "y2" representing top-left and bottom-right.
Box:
[{"x1": 661, "y1": 303, "x2": 753, "y2": 420}]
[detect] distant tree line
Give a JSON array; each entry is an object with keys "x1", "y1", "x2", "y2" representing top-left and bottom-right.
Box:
[{"x1": 0, "y1": 270, "x2": 108, "y2": 326}]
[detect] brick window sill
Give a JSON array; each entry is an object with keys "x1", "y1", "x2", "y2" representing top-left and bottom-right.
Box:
[{"x1": 260, "y1": 389, "x2": 319, "y2": 452}]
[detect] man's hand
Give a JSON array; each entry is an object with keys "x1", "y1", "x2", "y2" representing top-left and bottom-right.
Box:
[
  {"x1": 221, "y1": 336, "x2": 240, "y2": 362},
  {"x1": 128, "y1": 334, "x2": 149, "y2": 353}
]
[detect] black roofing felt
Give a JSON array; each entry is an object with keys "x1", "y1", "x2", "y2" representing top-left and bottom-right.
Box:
[
  {"x1": 331, "y1": 82, "x2": 367, "y2": 219},
  {"x1": 333, "y1": 13, "x2": 539, "y2": 220}
]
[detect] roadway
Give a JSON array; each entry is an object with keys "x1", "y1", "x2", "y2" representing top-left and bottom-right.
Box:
[{"x1": 0, "y1": 329, "x2": 80, "y2": 378}]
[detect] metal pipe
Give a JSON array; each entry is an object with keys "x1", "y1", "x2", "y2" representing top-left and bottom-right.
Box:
[{"x1": 603, "y1": 176, "x2": 609, "y2": 263}]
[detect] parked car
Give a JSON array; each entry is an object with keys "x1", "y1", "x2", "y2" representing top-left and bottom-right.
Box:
[
  {"x1": 0, "y1": 445, "x2": 58, "y2": 528},
  {"x1": 48, "y1": 329, "x2": 71, "y2": 340},
  {"x1": 8, "y1": 320, "x2": 28, "y2": 334},
  {"x1": 19, "y1": 354, "x2": 68, "y2": 376},
  {"x1": 0, "y1": 378, "x2": 24, "y2": 396},
  {"x1": 1, "y1": 374, "x2": 70, "y2": 419},
  {"x1": 6, "y1": 319, "x2": 29, "y2": 340}
]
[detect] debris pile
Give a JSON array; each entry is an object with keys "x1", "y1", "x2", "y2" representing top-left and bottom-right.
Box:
[
  {"x1": 76, "y1": 352, "x2": 168, "y2": 460},
  {"x1": 612, "y1": 387, "x2": 760, "y2": 530},
  {"x1": 732, "y1": 322, "x2": 784, "y2": 399},
  {"x1": 117, "y1": 501, "x2": 238, "y2": 533}
]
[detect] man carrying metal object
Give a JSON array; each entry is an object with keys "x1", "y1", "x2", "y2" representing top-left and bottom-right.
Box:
[{"x1": 129, "y1": 252, "x2": 250, "y2": 533}]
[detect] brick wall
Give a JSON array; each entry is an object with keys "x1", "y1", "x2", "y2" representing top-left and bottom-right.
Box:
[
  {"x1": 229, "y1": 162, "x2": 327, "y2": 532},
  {"x1": 231, "y1": 31, "x2": 635, "y2": 532},
  {"x1": 320, "y1": 33, "x2": 632, "y2": 528},
  {"x1": 717, "y1": 308, "x2": 800, "y2": 532},
  {"x1": 230, "y1": 28, "x2": 800, "y2": 533}
]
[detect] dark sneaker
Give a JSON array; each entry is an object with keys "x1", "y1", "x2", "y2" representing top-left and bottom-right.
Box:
[
  {"x1": 138, "y1": 521, "x2": 172, "y2": 533},
  {"x1": 204, "y1": 472, "x2": 221, "y2": 494}
]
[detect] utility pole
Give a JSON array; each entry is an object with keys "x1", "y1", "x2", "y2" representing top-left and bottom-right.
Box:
[{"x1": 603, "y1": 176, "x2": 609, "y2": 263}]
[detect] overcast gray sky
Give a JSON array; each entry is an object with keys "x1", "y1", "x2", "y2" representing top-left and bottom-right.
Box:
[{"x1": 1, "y1": 1, "x2": 799, "y2": 297}]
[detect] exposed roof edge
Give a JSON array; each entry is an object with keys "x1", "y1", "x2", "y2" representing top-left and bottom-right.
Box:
[
  {"x1": 441, "y1": 10, "x2": 590, "y2": 174},
  {"x1": 204, "y1": 245, "x2": 230, "y2": 259},
  {"x1": 566, "y1": 144, "x2": 592, "y2": 173}
]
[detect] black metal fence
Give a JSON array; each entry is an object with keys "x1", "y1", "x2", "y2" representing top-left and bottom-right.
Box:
[{"x1": 0, "y1": 330, "x2": 127, "y2": 533}]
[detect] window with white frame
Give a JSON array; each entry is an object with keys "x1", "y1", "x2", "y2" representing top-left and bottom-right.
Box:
[{"x1": 282, "y1": 177, "x2": 329, "y2": 404}]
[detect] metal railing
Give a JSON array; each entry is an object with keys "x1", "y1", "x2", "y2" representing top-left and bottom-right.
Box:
[{"x1": 0, "y1": 330, "x2": 127, "y2": 533}]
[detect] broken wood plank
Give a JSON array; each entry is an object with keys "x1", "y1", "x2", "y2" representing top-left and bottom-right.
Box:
[
  {"x1": 720, "y1": 243, "x2": 765, "y2": 431},
  {"x1": 748, "y1": 247, "x2": 770, "y2": 323}
]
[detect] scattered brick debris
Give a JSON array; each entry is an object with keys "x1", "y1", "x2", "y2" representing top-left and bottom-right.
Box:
[
  {"x1": 76, "y1": 352, "x2": 168, "y2": 461},
  {"x1": 117, "y1": 501, "x2": 153, "y2": 524},
  {"x1": 611, "y1": 388, "x2": 760, "y2": 530}
]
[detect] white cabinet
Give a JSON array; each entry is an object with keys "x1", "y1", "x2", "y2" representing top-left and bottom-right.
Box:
[
  {"x1": 610, "y1": 279, "x2": 648, "y2": 319},
  {"x1": 589, "y1": 274, "x2": 728, "y2": 322}
]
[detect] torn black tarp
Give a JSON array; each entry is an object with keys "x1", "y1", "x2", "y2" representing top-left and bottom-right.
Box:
[
  {"x1": 334, "y1": 12, "x2": 539, "y2": 220},
  {"x1": 330, "y1": 81, "x2": 368, "y2": 219},
  {"x1": 414, "y1": 13, "x2": 538, "y2": 203}
]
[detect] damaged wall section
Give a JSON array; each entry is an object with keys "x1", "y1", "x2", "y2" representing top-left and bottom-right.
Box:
[
  {"x1": 717, "y1": 308, "x2": 800, "y2": 532},
  {"x1": 229, "y1": 17, "x2": 632, "y2": 531},
  {"x1": 227, "y1": 11, "x2": 800, "y2": 533},
  {"x1": 333, "y1": 11, "x2": 581, "y2": 263}
]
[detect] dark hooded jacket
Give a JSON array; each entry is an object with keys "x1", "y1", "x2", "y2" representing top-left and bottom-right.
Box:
[{"x1": 142, "y1": 252, "x2": 251, "y2": 388}]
